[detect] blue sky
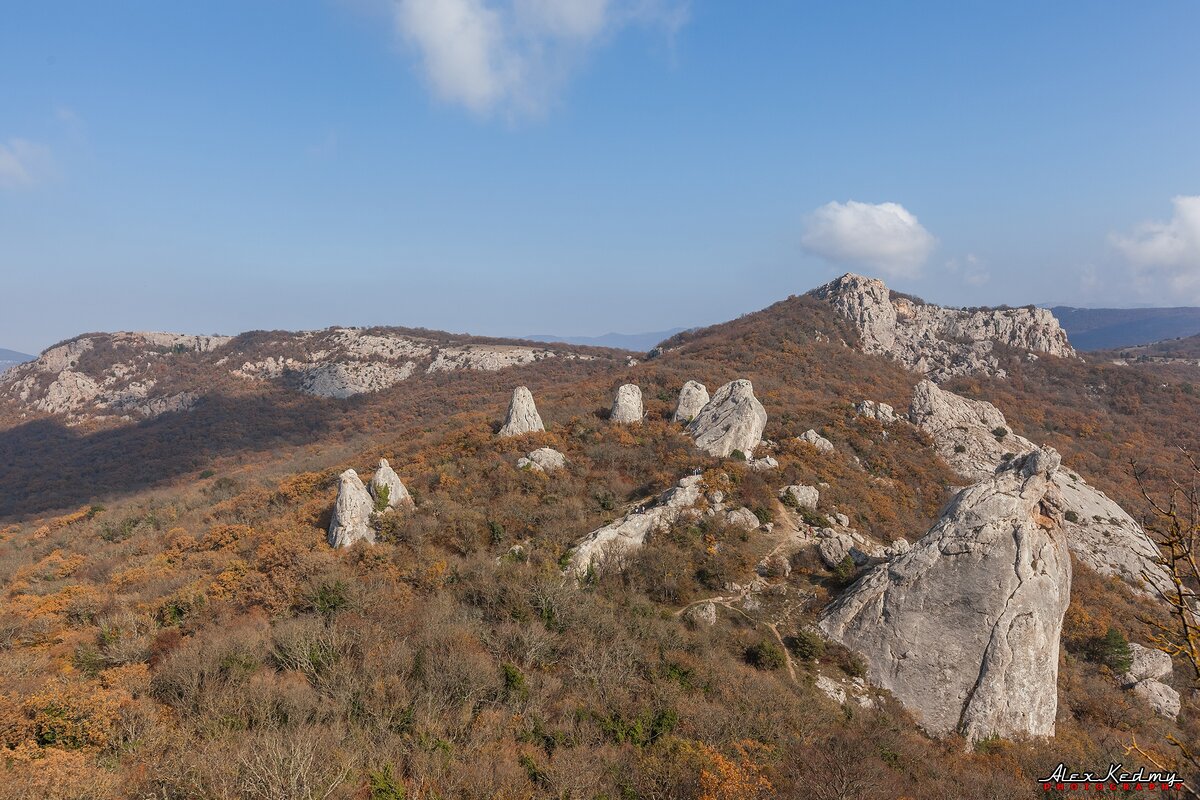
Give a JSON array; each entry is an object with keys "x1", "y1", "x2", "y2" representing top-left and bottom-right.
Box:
[{"x1": 2, "y1": 1, "x2": 1199, "y2": 354}]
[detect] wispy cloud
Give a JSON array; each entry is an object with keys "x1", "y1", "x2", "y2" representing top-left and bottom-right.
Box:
[
  {"x1": 801, "y1": 200, "x2": 937, "y2": 279},
  {"x1": 945, "y1": 253, "x2": 989, "y2": 286},
  {"x1": 393, "y1": 0, "x2": 688, "y2": 118},
  {"x1": 0, "y1": 138, "x2": 53, "y2": 189},
  {"x1": 1111, "y1": 196, "x2": 1200, "y2": 300}
]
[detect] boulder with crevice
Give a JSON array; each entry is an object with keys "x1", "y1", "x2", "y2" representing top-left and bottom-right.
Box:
[
  {"x1": 517, "y1": 447, "x2": 567, "y2": 473},
  {"x1": 369, "y1": 458, "x2": 415, "y2": 510},
  {"x1": 798, "y1": 429, "x2": 834, "y2": 453},
  {"x1": 819, "y1": 448, "x2": 1072, "y2": 743},
  {"x1": 686, "y1": 379, "x2": 767, "y2": 458},
  {"x1": 780, "y1": 484, "x2": 819, "y2": 510}
]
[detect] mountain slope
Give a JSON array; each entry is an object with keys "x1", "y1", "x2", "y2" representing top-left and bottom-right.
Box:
[
  {"x1": 0, "y1": 274, "x2": 1195, "y2": 798},
  {"x1": 524, "y1": 328, "x2": 688, "y2": 352}
]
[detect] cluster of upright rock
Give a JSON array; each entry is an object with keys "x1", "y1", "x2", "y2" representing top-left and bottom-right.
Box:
[
  {"x1": 327, "y1": 459, "x2": 414, "y2": 548},
  {"x1": 610, "y1": 383, "x2": 644, "y2": 423},
  {"x1": 810, "y1": 273, "x2": 1076, "y2": 380}
]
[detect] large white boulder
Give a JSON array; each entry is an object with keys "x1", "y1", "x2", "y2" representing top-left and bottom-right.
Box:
[
  {"x1": 686, "y1": 379, "x2": 767, "y2": 458},
  {"x1": 498, "y1": 386, "x2": 545, "y2": 437},
  {"x1": 610, "y1": 383, "x2": 644, "y2": 424},
  {"x1": 517, "y1": 447, "x2": 567, "y2": 473},
  {"x1": 673, "y1": 380, "x2": 710, "y2": 423},
  {"x1": 819, "y1": 449, "x2": 1072, "y2": 742},
  {"x1": 369, "y1": 459, "x2": 415, "y2": 511},
  {"x1": 328, "y1": 469, "x2": 376, "y2": 548}
]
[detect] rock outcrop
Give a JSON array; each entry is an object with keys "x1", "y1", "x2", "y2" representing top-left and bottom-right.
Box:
[
  {"x1": 328, "y1": 469, "x2": 376, "y2": 548},
  {"x1": 1, "y1": 327, "x2": 604, "y2": 427},
  {"x1": 819, "y1": 449, "x2": 1072, "y2": 742},
  {"x1": 566, "y1": 476, "x2": 704, "y2": 576},
  {"x1": 810, "y1": 273, "x2": 1076, "y2": 380},
  {"x1": 517, "y1": 447, "x2": 567, "y2": 473},
  {"x1": 780, "y1": 484, "x2": 819, "y2": 510},
  {"x1": 1122, "y1": 643, "x2": 1181, "y2": 719},
  {"x1": 855, "y1": 400, "x2": 899, "y2": 424},
  {"x1": 673, "y1": 380, "x2": 710, "y2": 423},
  {"x1": 498, "y1": 386, "x2": 545, "y2": 437},
  {"x1": 369, "y1": 459, "x2": 415, "y2": 511},
  {"x1": 798, "y1": 429, "x2": 834, "y2": 453},
  {"x1": 610, "y1": 384, "x2": 644, "y2": 424},
  {"x1": 686, "y1": 379, "x2": 767, "y2": 458},
  {"x1": 908, "y1": 379, "x2": 1168, "y2": 596}
]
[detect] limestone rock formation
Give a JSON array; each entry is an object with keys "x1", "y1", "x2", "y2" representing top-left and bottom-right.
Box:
[
  {"x1": 328, "y1": 469, "x2": 376, "y2": 549},
  {"x1": 909, "y1": 379, "x2": 1168, "y2": 596},
  {"x1": 498, "y1": 386, "x2": 545, "y2": 437},
  {"x1": 566, "y1": 476, "x2": 704, "y2": 576},
  {"x1": 819, "y1": 449, "x2": 1072, "y2": 742},
  {"x1": 686, "y1": 379, "x2": 767, "y2": 458},
  {"x1": 817, "y1": 532, "x2": 854, "y2": 568},
  {"x1": 684, "y1": 601, "x2": 718, "y2": 626},
  {"x1": 855, "y1": 400, "x2": 899, "y2": 424},
  {"x1": 725, "y1": 507, "x2": 760, "y2": 529},
  {"x1": 1132, "y1": 679, "x2": 1181, "y2": 719},
  {"x1": 780, "y1": 484, "x2": 819, "y2": 510},
  {"x1": 298, "y1": 361, "x2": 416, "y2": 398},
  {"x1": 610, "y1": 383, "x2": 644, "y2": 424},
  {"x1": 798, "y1": 429, "x2": 834, "y2": 453},
  {"x1": 369, "y1": 459, "x2": 415, "y2": 511},
  {"x1": 810, "y1": 273, "x2": 1076, "y2": 380},
  {"x1": 517, "y1": 447, "x2": 567, "y2": 473},
  {"x1": 673, "y1": 380, "x2": 710, "y2": 422},
  {"x1": 1121, "y1": 643, "x2": 1180, "y2": 719}
]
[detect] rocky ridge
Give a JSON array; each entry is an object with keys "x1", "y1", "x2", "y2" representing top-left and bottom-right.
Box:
[
  {"x1": 907, "y1": 379, "x2": 1168, "y2": 595},
  {"x1": 810, "y1": 273, "x2": 1076, "y2": 380},
  {"x1": 0, "y1": 327, "x2": 600, "y2": 425}
]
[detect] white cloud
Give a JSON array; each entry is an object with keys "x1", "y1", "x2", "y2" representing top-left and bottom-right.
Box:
[
  {"x1": 1111, "y1": 196, "x2": 1200, "y2": 299},
  {"x1": 394, "y1": 0, "x2": 687, "y2": 117},
  {"x1": 801, "y1": 200, "x2": 937, "y2": 279},
  {"x1": 0, "y1": 138, "x2": 54, "y2": 189}
]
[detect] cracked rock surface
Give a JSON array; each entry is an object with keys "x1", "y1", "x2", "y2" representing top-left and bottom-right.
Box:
[{"x1": 819, "y1": 449, "x2": 1071, "y2": 742}]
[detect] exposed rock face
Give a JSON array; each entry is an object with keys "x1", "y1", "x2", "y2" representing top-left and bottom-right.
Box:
[
  {"x1": 781, "y1": 484, "x2": 819, "y2": 510},
  {"x1": 298, "y1": 361, "x2": 416, "y2": 398},
  {"x1": 1, "y1": 327, "x2": 603, "y2": 427},
  {"x1": 810, "y1": 273, "x2": 1076, "y2": 380},
  {"x1": 819, "y1": 449, "x2": 1072, "y2": 742},
  {"x1": 684, "y1": 601, "x2": 718, "y2": 626},
  {"x1": 725, "y1": 507, "x2": 760, "y2": 529},
  {"x1": 673, "y1": 380, "x2": 710, "y2": 422},
  {"x1": 566, "y1": 476, "x2": 704, "y2": 576},
  {"x1": 686, "y1": 379, "x2": 767, "y2": 458},
  {"x1": 798, "y1": 429, "x2": 834, "y2": 453},
  {"x1": 498, "y1": 386, "x2": 545, "y2": 437},
  {"x1": 1132, "y1": 679, "x2": 1181, "y2": 719},
  {"x1": 610, "y1": 384, "x2": 644, "y2": 424},
  {"x1": 1121, "y1": 643, "x2": 1180, "y2": 719},
  {"x1": 817, "y1": 532, "x2": 854, "y2": 568},
  {"x1": 855, "y1": 400, "x2": 899, "y2": 424},
  {"x1": 369, "y1": 459, "x2": 415, "y2": 511},
  {"x1": 909, "y1": 379, "x2": 1168, "y2": 596},
  {"x1": 517, "y1": 447, "x2": 567, "y2": 473},
  {"x1": 328, "y1": 469, "x2": 376, "y2": 548}
]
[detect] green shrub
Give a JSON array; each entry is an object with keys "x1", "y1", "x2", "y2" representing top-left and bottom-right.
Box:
[
  {"x1": 369, "y1": 765, "x2": 406, "y2": 800},
  {"x1": 1088, "y1": 627, "x2": 1133, "y2": 674},
  {"x1": 1064, "y1": 509, "x2": 1079, "y2": 523},
  {"x1": 746, "y1": 640, "x2": 787, "y2": 671},
  {"x1": 992, "y1": 426, "x2": 1008, "y2": 440},
  {"x1": 787, "y1": 629, "x2": 826, "y2": 662},
  {"x1": 373, "y1": 484, "x2": 390, "y2": 513},
  {"x1": 730, "y1": 449, "x2": 747, "y2": 461}
]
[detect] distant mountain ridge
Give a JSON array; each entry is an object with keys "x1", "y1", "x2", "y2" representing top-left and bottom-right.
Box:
[
  {"x1": 0, "y1": 349, "x2": 33, "y2": 374},
  {"x1": 523, "y1": 328, "x2": 688, "y2": 352},
  {"x1": 1050, "y1": 306, "x2": 1200, "y2": 351}
]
